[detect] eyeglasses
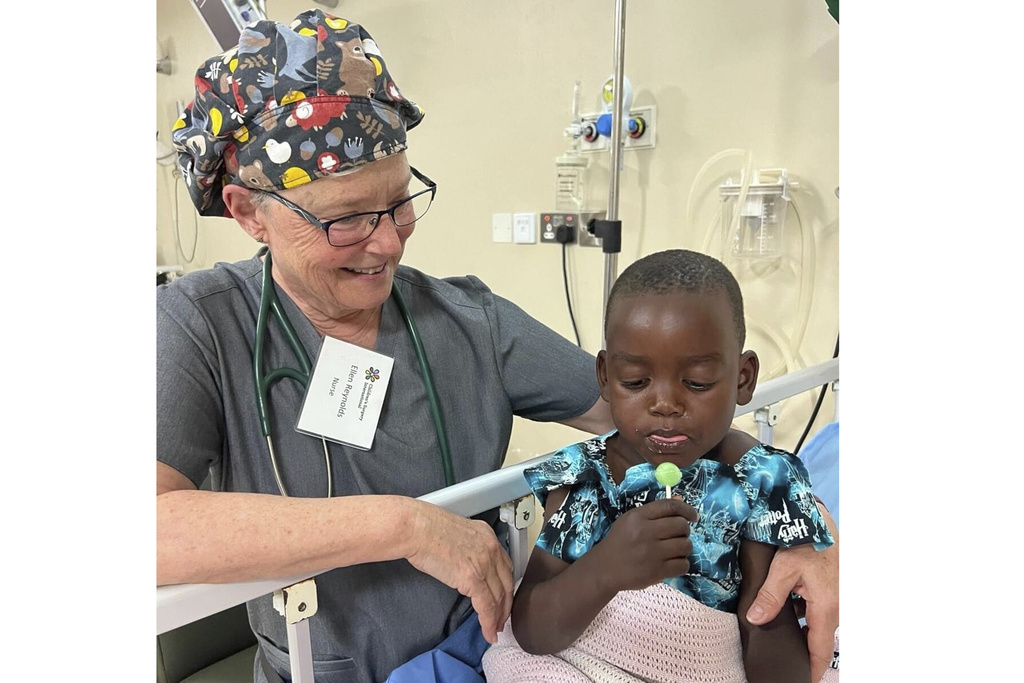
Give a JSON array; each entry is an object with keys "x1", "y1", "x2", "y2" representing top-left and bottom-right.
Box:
[{"x1": 260, "y1": 167, "x2": 437, "y2": 247}]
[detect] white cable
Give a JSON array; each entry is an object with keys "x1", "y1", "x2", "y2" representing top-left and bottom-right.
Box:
[
  {"x1": 685, "y1": 148, "x2": 746, "y2": 238},
  {"x1": 786, "y1": 198, "x2": 815, "y2": 356},
  {"x1": 740, "y1": 319, "x2": 814, "y2": 436},
  {"x1": 726, "y1": 150, "x2": 754, "y2": 250},
  {"x1": 748, "y1": 318, "x2": 803, "y2": 380},
  {"x1": 736, "y1": 197, "x2": 817, "y2": 380},
  {"x1": 692, "y1": 164, "x2": 817, "y2": 385},
  {"x1": 700, "y1": 204, "x2": 722, "y2": 255},
  {"x1": 173, "y1": 174, "x2": 198, "y2": 264}
]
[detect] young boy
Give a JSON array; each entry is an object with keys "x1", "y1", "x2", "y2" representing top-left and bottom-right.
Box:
[{"x1": 483, "y1": 249, "x2": 835, "y2": 683}]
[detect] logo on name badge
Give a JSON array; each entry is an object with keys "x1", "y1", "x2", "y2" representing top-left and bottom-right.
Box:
[{"x1": 365, "y1": 367, "x2": 380, "y2": 382}]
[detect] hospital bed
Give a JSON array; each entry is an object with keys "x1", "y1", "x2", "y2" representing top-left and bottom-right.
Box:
[{"x1": 157, "y1": 358, "x2": 839, "y2": 682}]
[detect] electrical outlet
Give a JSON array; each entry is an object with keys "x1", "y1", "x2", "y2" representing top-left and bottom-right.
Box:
[
  {"x1": 492, "y1": 213, "x2": 512, "y2": 243},
  {"x1": 540, "y1": 212, "x2": 579, "y2": 244},
  {"x1": 513, "y1": 212, "x2": 537, "y2": 244},
  {"x1": 577, "y1": 211, "x2": 607, "y2": 248}
]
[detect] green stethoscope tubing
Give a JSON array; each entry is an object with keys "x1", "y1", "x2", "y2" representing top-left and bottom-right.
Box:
[
  {"x1": 253, "y1": 251, "x2": 455, "y2": 496},
  {"x1": 390, "y1": 275, "x2": 456, "y2": 488}
]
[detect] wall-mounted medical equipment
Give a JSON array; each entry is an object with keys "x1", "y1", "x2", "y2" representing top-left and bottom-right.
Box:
[
  {"x1": 555, "y1": 151, "x2": 589, "y2": 211},
  {"x1": 594, "y1": 75, "x2": 646, "y2": 141},
  {"x1": 554, "y1": 83, "x2": 607, "y2": 250},
  {"x1": 557, "y1": 82, "x2": 590, "y2": 212},
  {"x1": 189, "y1": 0, "x2": 266, "y2": 51},
  {"x1": 719, "y1": 169, "x2": 797, "y2": 259},
  {"x1": 565, "y1": 75, "x2": 657, "y2": 155}
]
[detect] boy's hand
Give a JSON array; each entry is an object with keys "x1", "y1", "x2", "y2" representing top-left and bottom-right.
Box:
[{"x1": 595, "y1": 498, "x2": 698, "y2": 593}]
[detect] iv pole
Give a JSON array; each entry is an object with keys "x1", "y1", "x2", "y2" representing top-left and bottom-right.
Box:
[{"x1": 591, "y1": 0, "x2": 628, "y2": 347}]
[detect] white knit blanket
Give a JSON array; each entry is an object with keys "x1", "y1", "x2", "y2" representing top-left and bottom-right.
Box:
[{"x1": 482, "y1": 583, "x2": 839, "y2": 683}]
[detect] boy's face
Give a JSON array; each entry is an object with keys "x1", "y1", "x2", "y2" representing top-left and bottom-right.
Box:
[{"x1": 597, "y1": 290, "x2": 758, "y2": 468}]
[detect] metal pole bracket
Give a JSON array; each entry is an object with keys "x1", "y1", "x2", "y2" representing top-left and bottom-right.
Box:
[
  {"x1": 272, "y1": 578, "x2": 319, "y2": 625},
  {"x1": 499, "y1": 496, "x2": 535, "y2": 530},
  {"x1": 587, "y1": 219, "x2": 622, "y2": 254},
  {"x1": 753, "y1": 404, "x2": 780, "y2": 426}
]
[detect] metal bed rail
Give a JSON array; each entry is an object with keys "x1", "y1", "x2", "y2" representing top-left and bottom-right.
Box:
[{"x1": 157, "y1": 357, "x2": 839, "y2": 680}]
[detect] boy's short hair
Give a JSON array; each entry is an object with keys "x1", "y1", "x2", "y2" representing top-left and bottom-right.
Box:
[{"x1": 605, "y1": 249, "x2": 746, "y2": 347}]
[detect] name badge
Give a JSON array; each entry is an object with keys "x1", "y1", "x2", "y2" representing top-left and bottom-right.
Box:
[{"x1": 295, "y1": 336, "x2": 394, "y2": 450}]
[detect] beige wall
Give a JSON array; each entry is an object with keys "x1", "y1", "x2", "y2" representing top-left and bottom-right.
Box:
[{"x1": 156, "y1": 0, "x2": 838, "y2": 465}]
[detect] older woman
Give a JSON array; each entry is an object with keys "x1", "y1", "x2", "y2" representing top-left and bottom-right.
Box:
[{"x1": 157, "y1": 9, "x2": 838, "y2": 683}]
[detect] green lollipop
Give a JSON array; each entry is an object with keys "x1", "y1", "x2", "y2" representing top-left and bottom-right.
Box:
[{"x1": 655, "y1": 462, "x2": 682, "y2": 498}]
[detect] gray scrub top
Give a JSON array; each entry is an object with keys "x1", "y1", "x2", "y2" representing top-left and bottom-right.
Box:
[{"x1": 156, "y1": 250, "x2": 600, "y2": 683}]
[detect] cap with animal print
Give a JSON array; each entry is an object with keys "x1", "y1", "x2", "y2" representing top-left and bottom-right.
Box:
[{"x1": 172, "y1": 9, "x2": 424, "y2": 217}]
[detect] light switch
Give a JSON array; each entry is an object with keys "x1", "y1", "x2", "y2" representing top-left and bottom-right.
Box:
[
  {"x1": 492, "y1": 213, "x2": 513, "y2": 243},
  {"x1": 513, "y1": 212, "x2": 537, "y2": 244}
]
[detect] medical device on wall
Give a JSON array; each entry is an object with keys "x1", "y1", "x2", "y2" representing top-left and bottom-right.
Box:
[
  {"x1": 559, "y1": 74, "x2": 654, "y2": 255},
  {"x1": 189, "y1": 0, "x2": 267, "y2": 51},
  {"x1": 719, "y1": 169, "x2": 797, "y2": 259},
  {"x1": 595, "y1": 75, "x2": 643, "y2": 143},
  {"x1": 555, "y1": 152, "x2": 588, "y2": 213},
  {"x1": 564, "y1": 78, "x2": 656, "y2": 156},
  {"x1": 558, "y1": 82, "x2": 590, "y2": 212}
]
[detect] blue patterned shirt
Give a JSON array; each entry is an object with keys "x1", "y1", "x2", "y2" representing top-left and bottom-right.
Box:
[{"x1": 524, "y1": 432, "x2": 834, "y2": 612}]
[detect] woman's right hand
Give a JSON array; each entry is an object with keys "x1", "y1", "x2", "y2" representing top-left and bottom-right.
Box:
[
  {"x1": 403, "y1": 500, "x2": 515, "y2": 644},
  {"x1": 594, "y1": 498, "x2": 698, "y2": 593}
]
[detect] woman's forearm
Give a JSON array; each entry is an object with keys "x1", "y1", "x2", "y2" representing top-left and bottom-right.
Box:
[{"x1": 157, "y1": 489, "x2": 419, "y2": 585}]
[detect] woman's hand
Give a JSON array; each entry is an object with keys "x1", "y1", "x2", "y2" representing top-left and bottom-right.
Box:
[
  {"x1": 593, "y1": 498, "x2": 698, "y2": 593},
  {"x1": 403, "y1": 501, "x2": 515, "y2": 644},
  {"x1": 745, "y1": 503, "x2": 839, "y2": 683}
]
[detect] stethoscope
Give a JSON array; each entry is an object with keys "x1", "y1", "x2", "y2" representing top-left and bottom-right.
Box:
[{"x1": 253, "y1": 250, "x2": 455, "y2": 496}]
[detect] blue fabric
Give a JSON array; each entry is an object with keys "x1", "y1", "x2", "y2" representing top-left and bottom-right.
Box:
[
  {"x1": 385, "y1": 612, "x2": 488, "y2": 683},
  {"x1": 524, "y1": 432, "x2": 834, "y2": 612},
  {"x1": 798, "y1": 421, "x2": 840, "y2": 530}
]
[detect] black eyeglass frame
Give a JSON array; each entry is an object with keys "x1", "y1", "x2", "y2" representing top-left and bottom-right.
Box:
[{"x1": 260, "y1": 167, "x2": 437, "y2": 247}]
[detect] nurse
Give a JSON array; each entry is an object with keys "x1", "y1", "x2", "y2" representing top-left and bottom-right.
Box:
[{"x1": 159, "y1": 10, "x2": 606, "y2": 681}]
